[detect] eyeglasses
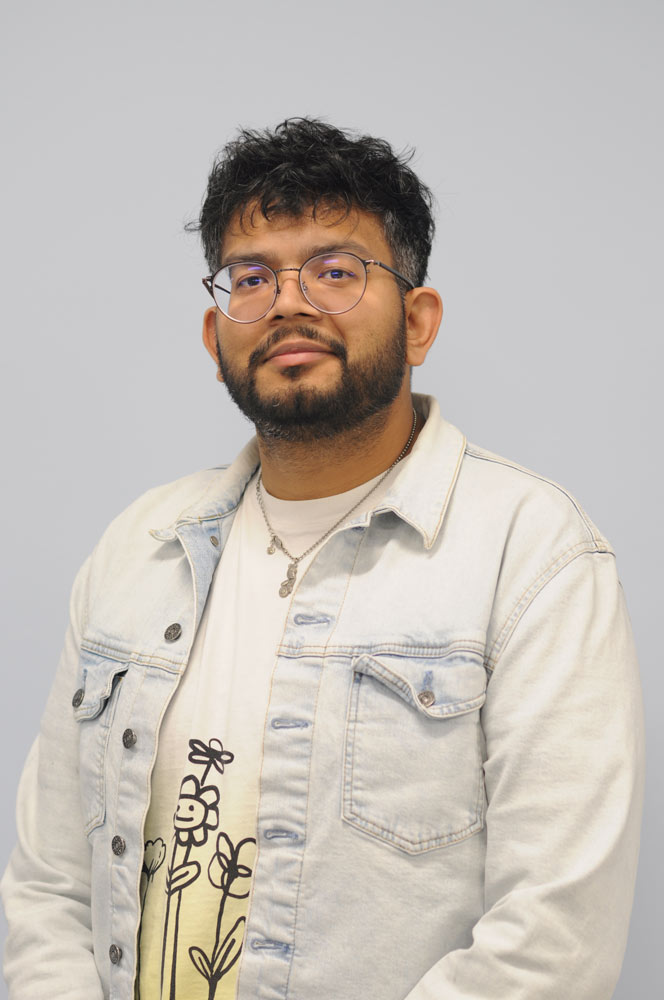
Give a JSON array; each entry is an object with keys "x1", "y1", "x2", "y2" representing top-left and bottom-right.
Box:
[{"x1": 202, "y1": 251, "x2": 415, "y2": 324}]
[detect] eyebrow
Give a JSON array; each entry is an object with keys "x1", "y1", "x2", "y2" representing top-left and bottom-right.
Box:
[{"x1": 219, "y1": 240, "x2": 374, "y2": 268}]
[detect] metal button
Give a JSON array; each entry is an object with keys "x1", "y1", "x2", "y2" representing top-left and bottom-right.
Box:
[
  {"x1": 72, "y1": 688, "x2": 84, "y2": 708},
  {"x1": 164, "y1": 623, "x2": 182, "y2": 642},
  {"x1": 112, "y1": 835, "x2": 126, "y2": 856},
  {"x1": 210, "y1": 535, "x2": 219, "y2": 547},
  {"x1": 417, "y1": 689, "x2": 435, "y2": 708},
  {"x1": 122, "y1": 728, "x2": 137, "y2": 748},
  {"x1": 109, "y1": 944, "x2": 122, "y2": 964}
]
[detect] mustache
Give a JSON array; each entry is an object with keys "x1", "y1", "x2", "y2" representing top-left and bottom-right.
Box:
[{"x1": 248, "y1": 326, "x2": 347, "y2": 368}]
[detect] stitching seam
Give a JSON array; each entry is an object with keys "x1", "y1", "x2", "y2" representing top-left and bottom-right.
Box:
[{"x1": 486, "y1": 546, "x2": 617, "y2": 671}]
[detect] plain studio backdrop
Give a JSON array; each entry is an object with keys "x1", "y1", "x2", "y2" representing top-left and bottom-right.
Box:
[{"x1": 1, "y1": 2, "x2": 661, "y2": 996}]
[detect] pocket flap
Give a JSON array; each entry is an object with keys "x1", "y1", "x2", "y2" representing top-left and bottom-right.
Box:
[
  {"x1": 351, "y1": 650, "x2": 486, "y2": 719},
  {"x1": 74, "y1": 650, "x2": 127, "y2": 722}
]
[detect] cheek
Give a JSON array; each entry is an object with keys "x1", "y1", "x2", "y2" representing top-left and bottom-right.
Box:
[{"x1": 217, "y1": 328, "x2": 258, "y2": 369}]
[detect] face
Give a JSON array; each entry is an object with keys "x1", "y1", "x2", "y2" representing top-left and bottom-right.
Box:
[
  {"x1": 174, "y1": 795, "x2": 206, "y2": 830},
  {"x1": 203, "y1": 207, "x2": 411, "y2": 442}
]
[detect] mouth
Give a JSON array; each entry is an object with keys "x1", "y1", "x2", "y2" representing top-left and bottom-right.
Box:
[{"x1": 263, "y1": 339, "x2": 338, "y2": 369}]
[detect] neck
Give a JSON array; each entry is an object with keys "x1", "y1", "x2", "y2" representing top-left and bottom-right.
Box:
[{"x1": 257, "y1": 390, "x2": 420, "y2": 501}]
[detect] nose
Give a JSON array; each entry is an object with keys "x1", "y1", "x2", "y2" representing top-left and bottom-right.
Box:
[{"x1": 271, "y1": 270, "x2": 321, "y2": 320}]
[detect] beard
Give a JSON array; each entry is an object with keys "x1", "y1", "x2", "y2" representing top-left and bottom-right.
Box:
[{"x1": 216, "y1": 314, "x2": 408, "y2": 442}]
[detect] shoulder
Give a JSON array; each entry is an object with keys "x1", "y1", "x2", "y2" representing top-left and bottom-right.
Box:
[
  {"x1": 84, "y1": 465, "x2": 238, "y2": 588},
  {"x1": 455, "y1": 439, "x2": 611, "y2": 556},
  {"x1": 415, "y1": 394, "x2": 610, "y2": 557},
  {"x1": 99, "y1": 467, "x2": 231, "y2": 541},
  {"x1": 448, "y1": 440, "x2": 617, "y2": 668}
]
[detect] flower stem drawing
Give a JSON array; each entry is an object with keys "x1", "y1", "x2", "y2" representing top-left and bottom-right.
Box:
[
  {"x1": 160, "y1": 771, "x2": 219, "y2": 997},
  {"x1": 188, "y1": 832, "x2": 255, "y2": 998},
  {"x1": 135, "y1": 838, "x2": 165, "y2": 991},
  {"x1": 139, "y1": 737, "x2": 253, "y2": 999}
]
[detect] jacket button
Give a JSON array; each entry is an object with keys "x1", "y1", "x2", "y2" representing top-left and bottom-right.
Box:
[
  {"x1": 109, "y1": 944, "x2": 122, "y2": 964},
  {"x1": 417, "y1": 689, "x2": 435, "y2": 708},
  {"x1": 164, "y1": 623, "x2": 182, "y2": 642},
  {"x1": 210, "y1": 535, "x2": 219, "y2": 547},
  {"x1": 71, "y1": 688, "x2": 84, "y2": 708},
  {"x1": 122, "y1": 728, "x2": 137, "y2": 748},
  {"x1": 112, "y1": 835, "x2": 126, "y2": 856}
]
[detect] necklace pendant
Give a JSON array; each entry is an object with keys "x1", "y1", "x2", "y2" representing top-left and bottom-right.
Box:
[
  {"x1": 278, "y1": 561, "x2": 298, "y2": 598},
  {"x1": 267, "y1": 535, "x2": 283, "y2": 555}
]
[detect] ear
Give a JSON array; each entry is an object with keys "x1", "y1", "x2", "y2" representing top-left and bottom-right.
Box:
[
  {"x1": 202, "y1": 307, "x2": 224, "y2": 382},
  {"x1": 404, "y1": 287, "x2": 442, "y2": 367}
]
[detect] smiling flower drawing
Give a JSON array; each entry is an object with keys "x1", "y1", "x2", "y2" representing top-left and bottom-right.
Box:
[{"x1": 173, "y1": 775, "x2": 220, "y2": 847}]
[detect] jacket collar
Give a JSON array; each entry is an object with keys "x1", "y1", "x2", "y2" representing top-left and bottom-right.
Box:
[
  {"x1": 346, "y1": 395, "x2": 466, "y2": 550},
  {"x1": 152, "y1": 395, "x2": 466, "y2": 550}
]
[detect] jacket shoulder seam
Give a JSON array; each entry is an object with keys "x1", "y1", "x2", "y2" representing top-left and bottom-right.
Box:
[
  {"x1": 464, "y1": 446, "x2": 601, "y2": 546},
  {"x1": 485, "y1": 544, "x2": 616, "y2": 673}
]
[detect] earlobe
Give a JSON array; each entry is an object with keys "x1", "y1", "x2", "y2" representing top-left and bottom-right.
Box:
[
  {"x1": 405, "y1": 287, "x2": 443, "y2": 367},
  {"x1": 202, "y1": 307, "x2": 224, "y2": 380}
]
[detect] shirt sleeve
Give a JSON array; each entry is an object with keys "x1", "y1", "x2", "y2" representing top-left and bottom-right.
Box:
[
  {"x1": 403, "y1": 549, "x2": 645, "y2": 1000},
  {"x1": 1, "y1": 557, "x2": 105, "y2": 999}
]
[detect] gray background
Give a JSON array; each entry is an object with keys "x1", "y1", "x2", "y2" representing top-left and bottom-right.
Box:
[{"x1": 1, "y1": 1, "x2": 661, "y2": 996}]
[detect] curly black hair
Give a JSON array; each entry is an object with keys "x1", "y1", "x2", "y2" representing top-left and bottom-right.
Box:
[{"x1": 190, "y1": 118, "x2": 435, "y2": 287}]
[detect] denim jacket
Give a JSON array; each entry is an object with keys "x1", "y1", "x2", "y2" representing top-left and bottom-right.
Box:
[{"x1": 1, "y1": 395, "x2": 644, "y2": 1000}]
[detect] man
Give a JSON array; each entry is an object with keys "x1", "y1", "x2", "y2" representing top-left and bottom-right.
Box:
[{"x1": 1, "y1": 119, "x2": 644, "y2": 1000}]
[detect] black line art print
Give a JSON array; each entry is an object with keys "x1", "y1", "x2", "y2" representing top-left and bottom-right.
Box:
[
  {"x1": 135, "y1": 736, "x2": 255, "y2": 999},
  {"x1": 161, "y1": 774, "x2": 219, "y2": 998},
  {"x1": 136, "y1": 838, "x2": 166, "y2": 986},
  {"x1": 188, "y1": 832, "x2": 255, "y2": 998},
  {"x1": 188, "y1": 738, "x2": 235, "y2": 785}
]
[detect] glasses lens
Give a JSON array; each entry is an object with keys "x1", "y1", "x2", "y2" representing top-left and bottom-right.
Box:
[
  {"x1": 211, "y1": 262, "x2": 276, "y2": 322},
  {"x1": 301, "y1": 253, "x2": 367, "y2": 314}
]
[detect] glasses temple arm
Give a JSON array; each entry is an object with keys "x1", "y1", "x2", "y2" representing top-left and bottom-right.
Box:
[{"x1": 368, "y1": 260, "x2": 416, "y2": 290}]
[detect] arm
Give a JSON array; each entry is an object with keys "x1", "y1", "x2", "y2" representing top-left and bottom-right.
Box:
[
  {"x1": 1, "y1": 558, "x2": 105, "y2": 999},
  {"x1": 405, "y1": 550, "x2": 644, "y2": 999}
]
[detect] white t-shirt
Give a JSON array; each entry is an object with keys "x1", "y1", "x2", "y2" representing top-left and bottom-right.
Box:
[{"x1": 137, "y1": 466, "x2": 397, "y2": 1000}]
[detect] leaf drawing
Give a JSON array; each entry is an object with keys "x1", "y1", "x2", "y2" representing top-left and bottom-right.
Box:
[
  {"x1": 166, "y1": 860, "x2": 201, "y2": 895},
  {"x1": 212, "y1": 916, "x2": 246, "y2": 978},
  {"x1": 188, "y1": 945, "x2": 213, "y2": 981}
]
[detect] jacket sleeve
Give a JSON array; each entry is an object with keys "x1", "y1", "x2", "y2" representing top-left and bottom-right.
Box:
[
  {"x1": 404, "y1": 549, "x2": 644, "y2": 1000},
  {"x1": 1, "y1": 557, "x2": 105, "y2": 999}
]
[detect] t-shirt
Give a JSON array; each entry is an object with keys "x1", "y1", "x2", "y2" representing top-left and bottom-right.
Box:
[{"x1": 136, "y1": 465, "x2": 397, "y2": 999}]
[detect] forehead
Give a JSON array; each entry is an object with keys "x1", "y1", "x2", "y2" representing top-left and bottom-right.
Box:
[{"x1": 220, "y1": 205, "x2": 393, "y2": 265}]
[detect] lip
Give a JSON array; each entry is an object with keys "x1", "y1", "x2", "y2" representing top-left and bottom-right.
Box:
[{"x1": 263, "y1": 339, "x2": 337, "y2": 368}]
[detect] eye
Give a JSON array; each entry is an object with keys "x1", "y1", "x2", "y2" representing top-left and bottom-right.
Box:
[
  {"x1": 316, "y1": 265, "x2": 356, "y2": 282},
  {"x1": 325, "y1": 267, "x2": 353, "y2": 279},
  {"x1": 226, "y1": 263, "x2": 273, "y2": 292},
  {"x1": 236, "y1": 272, "x2": 269, "y2": 290}
]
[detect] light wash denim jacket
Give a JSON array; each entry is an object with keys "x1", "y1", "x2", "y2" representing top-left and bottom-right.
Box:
[{"x1": 1, "y1": 395, "x2": 644, "y2": 1000}]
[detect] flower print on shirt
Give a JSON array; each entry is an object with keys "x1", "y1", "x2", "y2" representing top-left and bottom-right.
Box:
[
  {"x1": 189, "y1": 832, "x2": 256, "y2": 998},
  {"x1": 135, "y1": 838, "x2": 167, "y2": 989},
  {"x1": 161, "y1": 774, "x2": 222, "y2": 997},
  {"x1": 139, "y1": 737, "x2": 256, "y2": 1000},
  {"x1": 143, "y1": 838, "x2": 167, "y2": 881},
  {"x1": 208, "y1": 832, "x2": 254, "y2": 899},
  {"x1": 188, "y1": 738, "x2": 234, "y2": 784},
  {"x1": 173, "y1": 775, "x2": 220, "y2": 847}
]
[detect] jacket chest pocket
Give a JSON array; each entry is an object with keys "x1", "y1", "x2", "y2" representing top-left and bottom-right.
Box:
[
  {"x1": 342, "y1": 651, "x2": 487, "y2": 855},
  {"x1": 73, "y1": 651, "x2": 128, "y2": 835}
]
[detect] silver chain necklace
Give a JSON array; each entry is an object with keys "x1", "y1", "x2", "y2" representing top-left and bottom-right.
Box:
[{"x1": 256, "y1": 408, "x2": 418, "y2": 598}]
